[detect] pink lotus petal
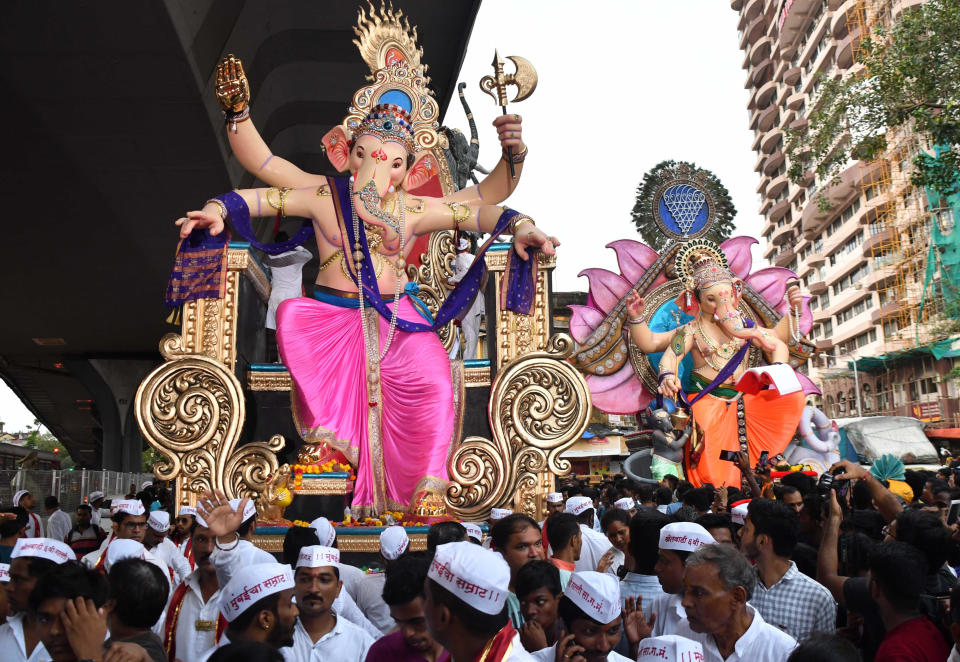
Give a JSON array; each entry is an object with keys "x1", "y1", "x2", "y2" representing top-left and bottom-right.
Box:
[
  {"x1": 720, "y1": 236, "x2": 758, "y2": 279},
  {"x1": 569, "y1": 305, "x2": 606, "y2": 344},
  {"x1": 797, "y1": 371, "x2": 821, "y2": 396},
  {"x1": 586, "y1": 365, "x2": 652, "y2": 415},
  {"x1": 745, "y1": 267, "x2": 797, "y2": 308},
  {"x1": 606, "y1": 240, "x2": 659, "y2": 283},
  {"x1": 577, "y1": 268, "x2": 631, "y2": 315}
]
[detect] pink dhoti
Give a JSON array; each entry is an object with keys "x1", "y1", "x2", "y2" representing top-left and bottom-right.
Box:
[{"x1": 276, "y1": 293, "x2": 454, "y2": 517}]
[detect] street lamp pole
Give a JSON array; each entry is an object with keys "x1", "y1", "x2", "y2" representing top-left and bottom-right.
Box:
[{"x1": 850, "y1": 352, "x2": 862, "y2": 416}]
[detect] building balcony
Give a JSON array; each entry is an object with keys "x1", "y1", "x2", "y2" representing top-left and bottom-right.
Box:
[
  {"x1": 782, "y1": 65, "x2": 802, "y2": 86},
  {"x1": 871, "y1": 301, "x2": 904, "y2": 324},
  {"x1": 743, "y1": 0, "x2": 763, "y2": 23},
  {"x1": 808, "y1": 251, "x2": 826, "y2": 267},
  {"x1": 892, "y1": 0, "x2": 924, "y2": 21},
  {"x1": 837, "y1": 26, "x2": 862, "y2": 69},
  {"x1": 787, "y1": 91, "x2": 806, "y2": 110},
  {"x1": 763, "y1": 150, "x2": 786, "y2": 175},
  {"x1": 809, "y1": 279, "x2": 828, "y2": 295},
  {"x1": 750, "y1": 57, "x2": 774, "y2": 88},
  {"x1": 761, "y1": 127, "x2": 784, "y2": 154},
  {"x1": 741, "y1": 14, "x2": 766, "y2": 49},
  {"x1": 790, "y1": 116, "x2": 809, "y2": 131},
  {"x1": 862, "y1": 227, "x2": 895, "y2": 255},
  {"x1": 769, "y1": 198, "x2": 791, "y2": 223},
  {"x1": 815, "y1": 338, "x2": 833, "y2": 351},
  {"x1": 832, "y1": 0, "x2": 855, "y2": 38},
  {"x1": 814, "y1": 308, "x2": 832, "y2": 323},
  {"x1": 772, "y1": 223, "x2": 795, "y2": 245},
  {"x1": 731, "y1": 0, "x2": 745, "y2": 11},
  {"x1": 779, "y1": 0, "x2": 823, "y2": 53},
  {"x1": 755, "y1": 79, "x2": 779, "y2": 109},
  {"x1": 756, "y1": 174, "x2": 771, "y2": 196},
  {"x1": 774, "y1": 247, "x2": 796, "y2": 267},
  {"x1": 759, "y1": 196, "x2": 774, "y2": 216},
  {"x1": 863, "y1": 263, "x2": 898, "y2": 291},
  {"x1": 750, "y1": 35, "x2": 773, "y2": 66},
  {"x1": 756, "y1": 105, "x2": 780, "y2": 132},
  {"x1": 768, "y1": 173, "x2": 790, "y2": 199}
]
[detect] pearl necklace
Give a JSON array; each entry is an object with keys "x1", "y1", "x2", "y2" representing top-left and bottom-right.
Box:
[
  {"x1": 788, "y1": 302, "x2": 802, "y2": 344},
  {"x1": 350, "y1": 181, "x2": 405, "y2": 404},
  {"x1": 696, "y1": 316, "x2": 743, "y2": 372}
]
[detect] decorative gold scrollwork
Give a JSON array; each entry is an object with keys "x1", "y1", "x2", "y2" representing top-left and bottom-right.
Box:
[
  {"x1": 135, "y1": 334, "x2": 281, "y2": 505},
  {"x1": 445, "y1": 333, "x2": 590, "y2": 520},
  {"x1": 406, "y1": 229, "x2": 458, "y2": 351}
]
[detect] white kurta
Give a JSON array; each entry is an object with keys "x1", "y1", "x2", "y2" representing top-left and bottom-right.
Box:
[
  {"x1": 448, "y1": 251, "x2": 484, "y2": 360},
  {"x1": 265, "y1": 247, "x2": 312, "y2": 330},
  {"x1": 649, "y1": 592, "x2": 686, "y2": 637},
  {"x1": 45, "y1": 509, "x2": 71, "y2": 543},
  {"x1": 575, "y1": 524, "x2": 612, "y2": 573},
  {"x1": 0, "y1": 613, "x2": 51, "y2": 662},
  {"x1": 154, "y1": 571, "x2": 222, "y2": 662},
  {"x1": 337, "y1": 564, "x2": 389, "y2": 637},
  {"x1": 674, "y1": 605, "x2": 796, "y2": 662},
  {"x1": 289, "y1": 613, "x2": 375, "y2": 662},
  {"x1": 149, "y1": 537, "x2": 193, "y2": 586},
  {"x1": 23, "y1": 512, "x2": 43, "y2": 538}
]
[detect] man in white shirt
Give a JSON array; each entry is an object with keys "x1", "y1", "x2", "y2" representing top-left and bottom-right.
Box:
[
  {"x1": 530, "y1": 571, "x2": 636, "y2": 661},
  {"x1": 0, "y1": 538, "x2": 76, "y2": 662},
  {"x1": 447, "y1": 237, "x2": 484, "y2": 360},
  {"x1": 12, "y1": 491, "x2": 42, "y2": 538},
  {"x1": 144, "y1": 510, "x2": 192, "y2": 587},
  {"x1": 43, "y1": 497, "x2": 71, "y2": 543},
  {"x1": 197, "y1": 561, "x2": 299, "y2": 661},
  {"x1": 646, "y1": 521, "x2": 716, "y2": 638},
  {"x1": 675, "y1": 544, "x2": 796, "y2": 662},
  {"x1": 81, "y1": 499, "x2": 169, "y2": 580},
  {"x1": 490, "y1": 513, "x2": 545, "y2": 629},
  {"x1": 87, "y1": 490, "x2": 106, "y2": 527},
  {"x1": 424, "y1": 541, "x2": 536, "y2": 661},
  {"x1": 564, "y1": 496, "x2": 611, "y2": 574},
  {"x1": 174, "y1": 505, "x2": 198, "y2": 566},
  {"x1": 289, "y1": 545, "x2": 375, "y2": 661},
  {"x1": 156, "y1": 516, "x2": 222, "y2": 661}
]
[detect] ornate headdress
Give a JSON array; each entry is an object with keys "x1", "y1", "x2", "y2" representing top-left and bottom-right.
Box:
[
  {"x1": 353, "y1": 103, "x2": 416, "y2": 154},
  {"x1": 341, "y1": 2, "x2": 442, "y2": 153},
  {"x1": 674, "y1": 239, "x2": 735, "y2": 292}
]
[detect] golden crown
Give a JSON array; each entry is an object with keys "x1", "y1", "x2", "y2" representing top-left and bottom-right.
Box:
[{"x1": 674, "y1": 239, "x2": 733, "y2": 291}]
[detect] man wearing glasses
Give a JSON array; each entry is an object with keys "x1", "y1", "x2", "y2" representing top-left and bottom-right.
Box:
[{"x1": 80, "y1": 499, "x2": 169, "y2": 580}]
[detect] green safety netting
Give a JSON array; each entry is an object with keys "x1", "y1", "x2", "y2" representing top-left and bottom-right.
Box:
[
  {"x1": 917, "y1": 147, "x2": 960, "y2": 332},
  {"x1": 850, "y1": 336, "x2": 960, "y2": 372}
]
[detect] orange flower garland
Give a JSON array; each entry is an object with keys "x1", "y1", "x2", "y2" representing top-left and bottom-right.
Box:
[{"x1": 291, "y1": 460, "x2": 356, "y2": 489}]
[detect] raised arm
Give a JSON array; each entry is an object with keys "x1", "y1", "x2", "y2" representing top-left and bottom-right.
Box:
[
  {"x1": 445, "y1": 114, "x2": 526, "y2": 205},
  {"x1": 215, "y1": 55, "x2": 326, "y2": 188},
  {"x1": 626, "y1": 291, "x2": 676, "y2": 353},
  {"x1": 817, "y1": 490, "x2": 848, "y2": 603},
  {"x1": 409, "y1": 197, "x2": 558, "y2": 261}
]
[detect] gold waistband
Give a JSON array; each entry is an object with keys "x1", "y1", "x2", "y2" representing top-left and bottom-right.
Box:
[{"x1": 312, "y1": 284, "x2": 395, "y2": 301}]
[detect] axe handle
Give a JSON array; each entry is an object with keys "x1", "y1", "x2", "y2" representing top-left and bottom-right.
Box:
[{"x1": 500, "y1": 105, "x2": 516, "y2": 179}]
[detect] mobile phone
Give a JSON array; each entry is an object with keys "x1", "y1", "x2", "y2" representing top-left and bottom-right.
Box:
[
  {"x1": 948, "y1": 499, "x2": 960, "y2": 526},
  {"x1": 719, "y1": 449, "x2": 740, "y2": 462}
]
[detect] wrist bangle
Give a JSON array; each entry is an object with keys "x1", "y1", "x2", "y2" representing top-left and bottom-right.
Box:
[
  {"x1": 511, "y1": 215, "x2": 535, "y2": 233},
  {"x1": 223, "y1": 107, "x2": 250, "y2": 133},
  {"x1": 205, "y1": 198, "x2": 228, "y2": 221},
  {"x1": 628, "y1": 315, "x2": 646, "y2": 325},
  {"x1": 658, "y1": 371, "x2": 675, "y2": 384},
  {"x1": 215, "y1": 533, "x2": 240, "y2": 551},
  {"x1": 503, "y1": 145, "x2": 528, "y2": 164}
]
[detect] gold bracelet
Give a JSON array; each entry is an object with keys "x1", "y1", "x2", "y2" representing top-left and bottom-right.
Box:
[
  {"x1": 512, "y1": 215, "x2": 535, "y2": 233},
  {"x1": 445, "y1": 201, "x2": 472, "y2": 227},
  {"x1": 503, "y1": 145, "x2": 528, "y2": 164},
  {"x1": 205, "y1": 198, "x2": 228, "y2": 220}
]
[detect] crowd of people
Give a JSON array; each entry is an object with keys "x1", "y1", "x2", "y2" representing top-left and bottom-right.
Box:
[{"x1": 0, "y1": 458, "x2": 958, "y2": 662}]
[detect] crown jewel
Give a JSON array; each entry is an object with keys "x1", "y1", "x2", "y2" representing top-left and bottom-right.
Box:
[{"x1": 353, "y1": 103, "x2": 416, "y2": 154}]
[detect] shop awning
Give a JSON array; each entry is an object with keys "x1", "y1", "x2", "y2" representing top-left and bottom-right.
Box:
[
  {"x1": 850, "y1": 337, "x2": 960, "y2": 373},
  {"x1": 561, "y1": 436, "x2": 629, "y2": 458}
]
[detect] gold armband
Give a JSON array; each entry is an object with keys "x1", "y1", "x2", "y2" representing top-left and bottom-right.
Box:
[
  {"x1": 445, "y1": 201, "x2": 472, "y2": 227},
  {"x1": 266, "y1": 187, "x2": 292, "y2": 217}
]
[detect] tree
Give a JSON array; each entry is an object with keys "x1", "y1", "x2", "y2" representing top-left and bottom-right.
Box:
[
  {"x1": 788, "y1": 0, "x2": 960, "y2": 199},
  {"x1": 24, "y1": 419, "x2": 75, "y2": 469},
  {"x1": 631, "y1": 160, "x2": 737, "y2": 252}
]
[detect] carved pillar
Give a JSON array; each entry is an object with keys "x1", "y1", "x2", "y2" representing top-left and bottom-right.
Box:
[
  {"x1": 135, "y1": 245, "x2": 280, "y2": 508},
  {"x1": 485, "y1": 246, "x2": 556, "y2": 370}
]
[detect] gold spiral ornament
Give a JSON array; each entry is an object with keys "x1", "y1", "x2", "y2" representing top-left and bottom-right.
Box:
[{"x1": 445, "y1": 333, "x2": 590, "y2": 519}]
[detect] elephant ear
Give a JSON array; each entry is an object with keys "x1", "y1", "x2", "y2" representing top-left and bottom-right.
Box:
[
  {"x1": 322, "y1": 126, "x2": 351, "y2": 172},
  {"x1": 404, "y1": 150, "x2": 442, "y2": 192}
]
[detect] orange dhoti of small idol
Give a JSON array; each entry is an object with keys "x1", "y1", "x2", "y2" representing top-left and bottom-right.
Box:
[{"x1": 686, "y1": 388, "x2": 806, "y2": 488}]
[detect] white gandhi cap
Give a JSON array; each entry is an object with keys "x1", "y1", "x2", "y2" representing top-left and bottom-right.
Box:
[
  {"x1": 636, "y1": 635, "x2": 705, "y2": 662},
  {"x1": 564, "y1": 570, "x2": 622, "y2": 623},
  {"x1": 428, "y1": 541, "x2": 510, "y2": 615},
  {"x1": 220, "y1": 562, "x2": 294, "y2": 622},
  {"x1": 380, "y1": 526, "x2": 409, "y2": 560},
  {"x1": 658, "y1": 522, "x2": 716, "y2": 552}
]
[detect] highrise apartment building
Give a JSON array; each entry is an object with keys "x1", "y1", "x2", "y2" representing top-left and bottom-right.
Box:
[{"x1": 733, "y1": 0, "x2": 960, "y2": 427}]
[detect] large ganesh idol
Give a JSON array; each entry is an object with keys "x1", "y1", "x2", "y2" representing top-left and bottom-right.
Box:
[
  {"x1": 169, "y1": 5, "x2": 557, "y2": 518},
  {"x1": 570, "y1": 165, "x2": 818, "y2": 488}
]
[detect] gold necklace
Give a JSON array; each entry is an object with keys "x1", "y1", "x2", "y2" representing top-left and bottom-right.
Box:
[{"x1": 696, "y1": 317, "x2": 743, "y2": 372}]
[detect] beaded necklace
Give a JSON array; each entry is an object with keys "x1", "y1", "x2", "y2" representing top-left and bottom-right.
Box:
[{"x1": 349, "y1": 181, "x2": 406, "y2": 396}]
